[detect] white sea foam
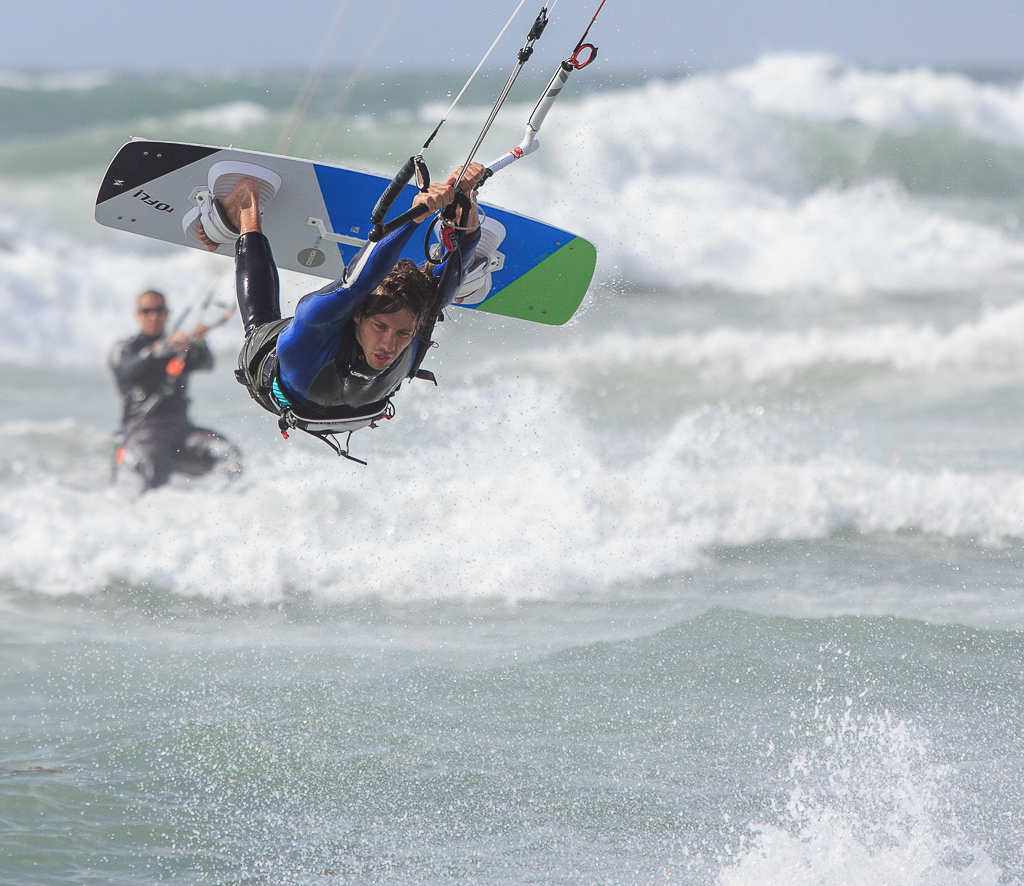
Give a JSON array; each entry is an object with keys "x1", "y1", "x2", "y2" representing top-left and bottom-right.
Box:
[
  {"x1": 567, "y1": 175, "x2": 1024, "y2": 294},
  {"x1": 502, "y1": 298, "x2": 1024, "y2": 384},
  {"x1": 174, "y1": 100, "x2": 271, "y2": 133},
  {"x1": 0, "y1": 209, "x2": 243, "y2": 366},
  {"x1": 4, "y1": 385, "x2": 1024, "y2": 605},
  {"x1": 475, "y1": 66, "x2": 1024, "y2": 293},
  {"x1": 719, "y1": 710, "x2": 1003, "y2": 886},
  {"x1": 729, "y1": 53, "x2": 1024, "y2": 148}
]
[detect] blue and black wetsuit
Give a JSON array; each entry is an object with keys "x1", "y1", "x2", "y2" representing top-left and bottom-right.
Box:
[{"x1": 234, "y1": 218, "x2": 480, "y2": 421}]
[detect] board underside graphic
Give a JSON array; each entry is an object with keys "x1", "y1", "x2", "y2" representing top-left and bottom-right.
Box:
[{"x1": 95, "y1": 140, "x2": 596, "y2": 325}]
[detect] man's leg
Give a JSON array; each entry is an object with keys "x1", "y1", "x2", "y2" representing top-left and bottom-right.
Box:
[
  {"x1": 236, "y1": 232, "x2": 281, "y2": 335},
  {"x1": 123, "y1": 419, "x2": 184, "y2": 491},
  {"x1": 199, "y1": 178, "x2": 281, "y2": 335},
  {"x1": 173, "y1": 426, "x2": 242, "y2": 479}
]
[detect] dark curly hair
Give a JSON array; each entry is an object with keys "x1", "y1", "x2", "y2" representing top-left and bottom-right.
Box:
[{"x1": 358, "y1": 259, "x2": 436, "y2": 330}]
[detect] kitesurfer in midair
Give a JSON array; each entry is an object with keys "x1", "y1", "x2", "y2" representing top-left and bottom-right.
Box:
[
  {"x1": 109, "y1": 290, "x2": 241, "y2": 490},
  {"x1": 195, "y1": 163, "x2": 485, "y2": 450}
]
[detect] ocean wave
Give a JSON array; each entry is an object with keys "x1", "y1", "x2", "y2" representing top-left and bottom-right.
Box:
[
  {"x1": 504, "y1": 298, "x2": 1024, "y2": 384},
  {"x1": 3, "y1": 393, "x2": 1024, "y2": 604},
  {"x1": 5, "y1": 56, "x2": 1024, "y2": 300},
  {"x1": 166, "y1": 100, "x2": 271, "y2": 134},
  {"x1": 730, "y1": 53, "x2": 1024, "y2": 148},
  {"x1": 0, "y1": 70, "x2": 112, "y2": 92}
]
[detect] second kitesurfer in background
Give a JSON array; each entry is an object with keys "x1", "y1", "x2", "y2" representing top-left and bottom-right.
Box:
[{"x1": 109, "y1": 289, "x2": 241, "y2": 490}]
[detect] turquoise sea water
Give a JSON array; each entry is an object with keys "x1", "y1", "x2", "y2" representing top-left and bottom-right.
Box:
[{"x1": 3, "y1": 57, "x2": 1024, "y2": 884}]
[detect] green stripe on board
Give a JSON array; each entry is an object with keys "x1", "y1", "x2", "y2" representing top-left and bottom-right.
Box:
[{"x1": 477, "y1": 237, "x2": 597, "y2": 325}]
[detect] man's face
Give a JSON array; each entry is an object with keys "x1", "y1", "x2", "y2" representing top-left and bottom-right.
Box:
[
  {"x1": 136, "y1": 293, "x2": 168, "y2": 337},
  {"x1": 352, "y1": 308, "x2": 418, "y2": 371}
]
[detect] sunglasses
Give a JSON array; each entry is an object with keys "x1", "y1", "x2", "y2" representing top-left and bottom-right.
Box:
[{"x1": 137, "y1": 307, "x2": 168, "y2": 315}]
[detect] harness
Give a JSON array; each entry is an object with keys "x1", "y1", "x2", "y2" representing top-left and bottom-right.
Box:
[{"x1": 234, "y1": 317, "x2": 437, "y2": 464}]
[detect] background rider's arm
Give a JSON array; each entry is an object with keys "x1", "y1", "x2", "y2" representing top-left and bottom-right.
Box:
[{"x1": 109, "y1": 339, "x2": 174, "y2": 390}]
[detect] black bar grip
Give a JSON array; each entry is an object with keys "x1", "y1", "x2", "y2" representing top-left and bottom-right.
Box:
[
  {"x1": 368, "y1": 205, "x2": 426, "y2": 242},
  {"x1": 370, "y1": 155, "x2": 420, "y2": 227}
]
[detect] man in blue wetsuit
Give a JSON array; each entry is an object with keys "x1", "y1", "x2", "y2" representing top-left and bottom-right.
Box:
[{"x1": 197, "y1": 163, "x2": 485, "y2": 439}]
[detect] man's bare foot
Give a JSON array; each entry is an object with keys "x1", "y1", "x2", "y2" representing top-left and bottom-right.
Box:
[{"x1": 197, "y1": 178, "x2": 262, "y2": 251}]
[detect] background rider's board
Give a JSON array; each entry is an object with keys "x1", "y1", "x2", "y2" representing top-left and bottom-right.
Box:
[{"x1": 95, "y1": 139, "x2": 596, "y2": 325}]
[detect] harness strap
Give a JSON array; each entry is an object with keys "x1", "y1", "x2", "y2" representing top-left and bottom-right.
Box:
[
  {"x1": 273, "y1": 401, "x2": 394, "y2": 464},
  {"x1": 276, "y1": 400, "x2": 394, "y2": 435},
  {"x1": 408, "y1": 233, "x2": 465, "y2": 383},
  {"x1": 235, "y1": 319, "x2": 406, "y2": 461}
]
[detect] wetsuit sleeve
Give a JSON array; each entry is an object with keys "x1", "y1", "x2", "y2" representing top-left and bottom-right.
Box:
[
  {"x1": 276, "y1": 220, "x2": 424, "y2": 400},
  {"x1": 290, "y1": 220, "x2": 422, "y2": 329}
]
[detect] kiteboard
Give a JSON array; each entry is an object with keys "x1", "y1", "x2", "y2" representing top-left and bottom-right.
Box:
[{"x1": 95, "y1": 139, "x2": 596, "y2": 325}]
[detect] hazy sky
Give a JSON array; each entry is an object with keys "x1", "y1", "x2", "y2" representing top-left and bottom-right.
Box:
[{"x1": 3, "y1": 0, "x2": 1022, "y2": 72}]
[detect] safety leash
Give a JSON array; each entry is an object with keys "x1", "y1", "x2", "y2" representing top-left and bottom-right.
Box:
[
  {"x1": 367, "y1": 3, "x2": 555, "y2": 243},
  {"x1": 481, "y1": 0, "x2": 604, "y2": 182}
]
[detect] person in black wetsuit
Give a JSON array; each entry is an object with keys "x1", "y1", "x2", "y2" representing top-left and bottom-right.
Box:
[
  {"x1": 109, "y1": 290, "x2": 241, "y2": 490},
  {"x1": 195, "y1": 163, "x2": 486, "y2": 442}
]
